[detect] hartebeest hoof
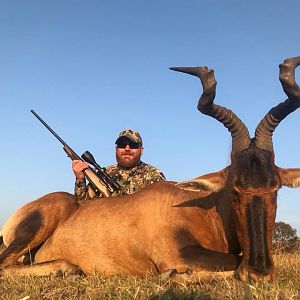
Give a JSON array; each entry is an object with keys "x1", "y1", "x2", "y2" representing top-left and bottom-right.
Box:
[
  {"x1": 234, "y1": 265, "x2": 277, "y2": 282},
  {"x1": 159, "y1": 269, "x2": 178, "y2": 282}
]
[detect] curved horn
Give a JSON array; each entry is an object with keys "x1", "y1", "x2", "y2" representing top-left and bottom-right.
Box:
[
  {"x1": 170, "y1": 66, "x2": 251, "y2": 153},
  {"x1": 255, "y1": 56, "x2": 300, "y2": 151}
]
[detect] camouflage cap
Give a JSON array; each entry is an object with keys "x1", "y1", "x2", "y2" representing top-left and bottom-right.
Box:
[{"x1": 115, "y1": 129, "x2": 143, "y2": 145}]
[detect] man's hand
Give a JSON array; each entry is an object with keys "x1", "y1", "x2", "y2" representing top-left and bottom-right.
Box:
[{"x1": 72, "y1": 160, "x2": 89, "y2": 181}]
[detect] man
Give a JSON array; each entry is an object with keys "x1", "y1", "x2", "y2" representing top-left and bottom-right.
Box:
[{"x1": 72, "y1": 129, "x2": 166, "y2": 201}]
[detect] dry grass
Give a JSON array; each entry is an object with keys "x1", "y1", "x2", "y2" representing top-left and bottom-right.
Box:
[{"x1": 0, "y1": 252, "x2": 299, "y2": 300}]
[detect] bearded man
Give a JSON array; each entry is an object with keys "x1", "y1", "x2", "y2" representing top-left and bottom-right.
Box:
[{"x1": 72, "y1": 129, "x2": 165, "y2": 201}]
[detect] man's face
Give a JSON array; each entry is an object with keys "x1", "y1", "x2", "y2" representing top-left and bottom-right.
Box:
[{"x1": 115, "y1": 138, "x2": 143, "y2": 168}]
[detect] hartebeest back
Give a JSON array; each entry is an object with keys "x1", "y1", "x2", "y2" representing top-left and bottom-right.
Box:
[{"x1": 1, "y1": 56, "x2": 300, "y2": 281}]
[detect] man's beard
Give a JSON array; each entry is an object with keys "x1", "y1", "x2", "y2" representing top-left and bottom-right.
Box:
[{"x1": 117, "y1": 151, "x2": 141, "y2": 168}]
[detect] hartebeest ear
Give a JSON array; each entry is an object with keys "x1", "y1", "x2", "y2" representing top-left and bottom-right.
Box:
[
  {"x1": 277, "y1": 167, "x2": 300, "y2": 188},
  {"x1": 176, "y1": 167, "x2": 229, "y2": 192}
]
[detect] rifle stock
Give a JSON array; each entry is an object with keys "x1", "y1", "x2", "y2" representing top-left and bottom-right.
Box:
[
  {"x1": 83, "y1": 168, "x2": 111, "y2": 197},
  {"x1": 63, "y1": 145, "x2": 111, "y2": 197}
]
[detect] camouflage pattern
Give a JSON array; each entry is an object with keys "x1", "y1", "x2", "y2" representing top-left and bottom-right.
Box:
[
  {"x1": 116, "y1": 129, "x2": 143, "y2": 145},
  {"x1": 74, "y1": 161, "x2": 165, "y2": 202}
]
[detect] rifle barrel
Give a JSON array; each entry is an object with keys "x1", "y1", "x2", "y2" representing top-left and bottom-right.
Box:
[
  {"x1": 31, "y1": 110, "x2": 67, "y2": 146},
  {"x1": 31, "y1": 109, "x2": 116, "y2": 196}
]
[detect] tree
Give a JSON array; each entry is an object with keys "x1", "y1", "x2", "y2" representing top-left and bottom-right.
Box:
[{"x1": 273, "y1": 221, "x2": 298, "y2": 253}]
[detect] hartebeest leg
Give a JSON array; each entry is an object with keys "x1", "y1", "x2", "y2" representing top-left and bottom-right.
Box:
[
  {"x1": 0, "y1": 244, "x2": 29, "y2": 267},
  {"x1": 167, "y1": 270, "x2": 235, "y2": 284},
  {"x1": 0, "y1": 237, "x2": 41, "y2": 267},
  {"x1": 157, "y1": 246, "x2": 241, "y2": 281},
  {"x1": 0, "y1": 259, "x2": 83, "y2": 277},
  {"x1": 0, "y1": 192, "x2": 79, "y2": 268}
]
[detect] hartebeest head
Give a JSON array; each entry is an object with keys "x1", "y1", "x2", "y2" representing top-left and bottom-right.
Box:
[{"x1": 171, "y1": 56, "x2": 300, "y2": 281}]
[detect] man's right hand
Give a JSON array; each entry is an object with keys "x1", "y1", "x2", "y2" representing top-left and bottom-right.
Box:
[{"x1": 72, "y1": 160, "x2": 89, "y2": 181}]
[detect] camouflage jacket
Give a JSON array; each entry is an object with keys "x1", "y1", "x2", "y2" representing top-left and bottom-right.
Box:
[{"x1": 74, "y1": 161, "x2": 165, "y2": 202}]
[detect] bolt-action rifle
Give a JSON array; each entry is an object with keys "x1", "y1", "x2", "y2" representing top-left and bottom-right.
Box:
[{"x1": 31, "y1": 110, "x2": 120, "y2": 197}]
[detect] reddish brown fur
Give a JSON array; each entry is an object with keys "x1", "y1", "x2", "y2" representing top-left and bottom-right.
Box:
[
  {"x1": 35, "y1": 183, "x2": 240, "y2": 275},
  {"x1": 1, "y1": 57, "x2": 300, "y2": 281},
  {"x1": 0, "y1": 192, "x2": 78, "y2": 267},
  {"x1": 0, "y1": 181, "x2": 242, "y2": 278}
]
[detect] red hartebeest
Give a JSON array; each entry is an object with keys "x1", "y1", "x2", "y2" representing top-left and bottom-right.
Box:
[{"x1": 1, "y1": 56, "x2": 300, "y2": 281}]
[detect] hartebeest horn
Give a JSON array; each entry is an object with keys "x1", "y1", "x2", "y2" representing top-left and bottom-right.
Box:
[
  {"x1": 170, "y1": 66, "x2": 251, "y2": 152},
  {"x1": 255, "y1": 56, "x2": 300, "y2": 152}
]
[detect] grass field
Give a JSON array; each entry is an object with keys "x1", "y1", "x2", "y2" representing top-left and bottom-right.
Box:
[{"x1": 0, "y1": 252, "x2": 299, "y2": 300}]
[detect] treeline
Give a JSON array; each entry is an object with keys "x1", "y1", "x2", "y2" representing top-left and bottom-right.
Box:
[{"x1": 273, "y1": 221, "x2": 299, "y2": 253}]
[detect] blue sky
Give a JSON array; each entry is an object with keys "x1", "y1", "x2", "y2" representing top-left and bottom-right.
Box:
[{"x1": 0, "y1": 1, "x2": 299, "y2": 234}]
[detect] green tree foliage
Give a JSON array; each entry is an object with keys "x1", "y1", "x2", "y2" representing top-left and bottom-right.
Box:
[{"x1": 273, "y1": 221, "x2": 298, "y2": 253}]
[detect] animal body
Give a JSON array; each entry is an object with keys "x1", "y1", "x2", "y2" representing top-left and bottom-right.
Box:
[{"x1": 1, "y1": 56, "x2": 300, "y2": 281}]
